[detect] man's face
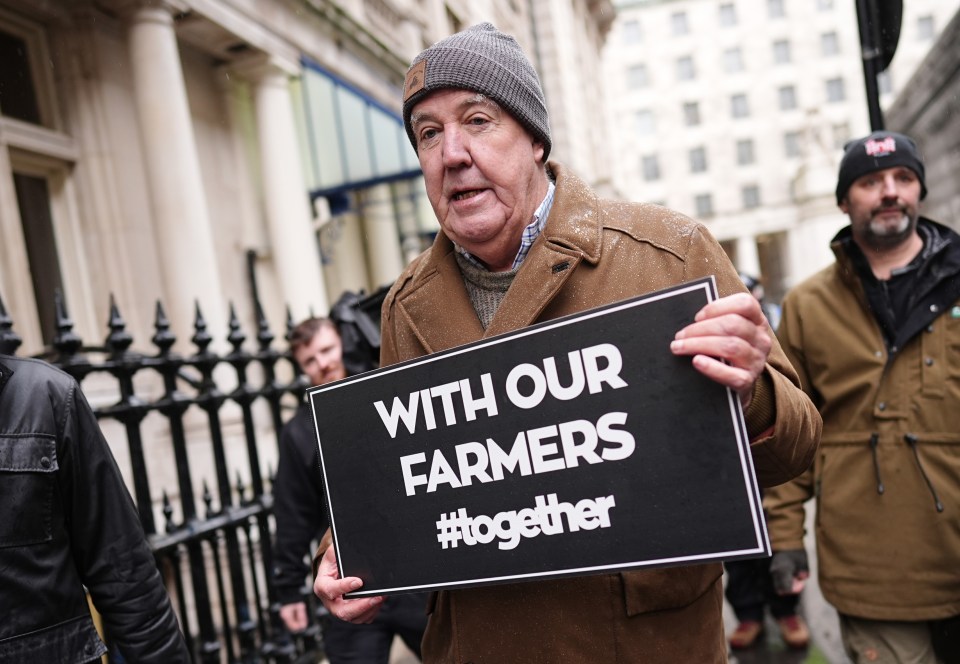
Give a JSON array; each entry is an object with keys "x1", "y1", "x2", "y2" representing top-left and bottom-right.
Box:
[
  {"x1": 293, "y1": 325, "x2": 346, "y2": 387},
  {"x1": 841, "y1": 166, "x2": 922, "y2": 249},
  {"x1": 410, "y1": 89, "x2": 547, "y2": 271}
]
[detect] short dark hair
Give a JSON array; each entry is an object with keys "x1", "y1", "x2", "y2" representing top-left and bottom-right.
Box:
[{"x1": 288, "y1": 317, "x2": 338, "y2": 354}]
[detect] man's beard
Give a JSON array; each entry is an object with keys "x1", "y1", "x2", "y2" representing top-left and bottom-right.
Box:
[{"x1": 863, "y1": 206, "x2": 916, "y2": 247}]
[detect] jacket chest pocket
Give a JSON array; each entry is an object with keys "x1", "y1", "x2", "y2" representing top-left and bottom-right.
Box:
[{"x1": 0, "y1": 435, "x2": 58, "y2": 548}]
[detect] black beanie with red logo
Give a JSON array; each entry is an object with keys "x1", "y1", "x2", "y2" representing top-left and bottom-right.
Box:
[{"x1": 835, "y1": 131, "x2": 927, "y2": 203}]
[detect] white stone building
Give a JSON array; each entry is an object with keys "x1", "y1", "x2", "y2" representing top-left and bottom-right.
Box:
[
  {"x1": 603, "y1": 0, "x2": 958, "y2": 302},
  {"x1": 0, "y1": 0, "x2": 613, "y2": 356}
]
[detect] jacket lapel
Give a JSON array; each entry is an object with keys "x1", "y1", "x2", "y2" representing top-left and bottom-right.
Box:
[{"x1": 394, "y1": 239, "x2": 485, "y2": 354}]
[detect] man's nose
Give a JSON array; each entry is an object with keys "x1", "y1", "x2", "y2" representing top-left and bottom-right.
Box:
[
  {"x1": 880, "y1": 174, "x2": 898, "y2": 198},
  {"x1": 441, "y1": 126, "x2": 470, "y2": 167}
]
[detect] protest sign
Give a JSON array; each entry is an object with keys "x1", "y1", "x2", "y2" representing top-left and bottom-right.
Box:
[{"x1": 309, "y1": 277, "x2": 768, "y2": 597}]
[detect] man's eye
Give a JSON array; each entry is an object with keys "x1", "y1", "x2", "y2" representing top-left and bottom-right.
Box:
[
  {"x1": 420, "y1": 128, "x2": 438, "y2": 141},
  {"x1": 468, "y1": 116, "x2": 488, "y2": 126}
]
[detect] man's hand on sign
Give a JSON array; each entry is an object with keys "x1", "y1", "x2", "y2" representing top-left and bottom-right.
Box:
[
  {"x1": 313, "y1": 545, "x2": 384, "y2": 623},
  {"x1": 669, "y1": 292, "x2": 772, "y2": 410}
]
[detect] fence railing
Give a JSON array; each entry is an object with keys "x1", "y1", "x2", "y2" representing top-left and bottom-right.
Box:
[{"x1": 0, "y1": 290, "x2": 327, "y2": 663}]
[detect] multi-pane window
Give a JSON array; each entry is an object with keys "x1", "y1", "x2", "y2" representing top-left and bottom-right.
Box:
[
  {"x1": 719, "y1": 3, "x2": 737, "y2": 26},
  {"x1": 742, "y1": 184, "x2": 761, "y2": 209},
  {"x1": 671, "y1": 11, "x2": 689, "y2": 35},
  {"x1": 623, "y1": 19, "x2": 643, "y2": 44},
  {"x1": 683, "y1": 101, "x2": 701, "y2": 126},
  {"x1": 784, "y1": 130, "x2": 802, "y2": 157},
  {"x1": 736, "y1": 139, "x2": 755, "y2": 165},
  {"x1": 778, "y1": 85, "x2": 798, "y2": 110},
  {"x1": 635, "y1": 109, "x2": 655, "y2": 134},
  {"x1": 676, "y1": 55, "x2": 696, "y2": 81},
  {"x1": 723, "y1": 47, "x2": 744, "y2": 73},
  {"x1": 773, "y1": 39, "x2": 791, "y2": 64},
  {"x1": 627, "y1": 64, "x2": 649, "y2": 90},
  {"x1": 0, "y1": 29, "x2": 42, "y2": 124},
  {"x1": 641, "y1": 154, "x2": 661, "y2": 181},
  {"x1": 767, "y1": 0, "x2": 785, "y2": 18},
  {"x1": 695, "y1": 193, "x2": 714, "y2": 218},
  {"x1": 689, "y1": 146, "x2": 708, "y2": 173},
  {"x1": 826, "y1": 77, "x2": 846, "y2": 102},
  {"x1": 820, "y1": 31, "x2": 839, "y2": 56},
  {"x1": 731, "y1": 93, "x2": 750, "y2": 118},
  {"x1": 917, "y1": 15, "x2": 935, "y2": 40}
]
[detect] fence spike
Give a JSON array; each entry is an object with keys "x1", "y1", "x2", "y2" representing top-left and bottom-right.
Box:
[
  {"x1": 162, "y1": 490, "x2": 176, "y2": 533},
  {"x1": 105, "y1": 293, "x2": 134, "y2": 356},
  {"x1": 227, "y1": 302, "x2": 245, "y2": 350},
  {"x1": 151, "y1": 300, "x2": 177, "y2": 353},
  {"x1": 192, "y1": 300, "x2": 213, "y2": 352},
  {"x1": 0, "y1": 291, "x2": 23, "y2": 355},
  {"x1": 255, "y1": 298, "x2": 274, "y2": 350},
  {"x1": 284, "y1": 305, "x2": 294, "y2": 342},
  {"x1": 52, "y1": 289, "x2": 84, "y2": 359}
]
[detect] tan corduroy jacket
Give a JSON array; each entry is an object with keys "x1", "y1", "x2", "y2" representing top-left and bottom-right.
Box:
[
  {"x1": 372, "y1": 162, "x2": 821, "y2": 663},
  {"x1": 764, "y1": 222, "x2": 960, "y2": 622}
]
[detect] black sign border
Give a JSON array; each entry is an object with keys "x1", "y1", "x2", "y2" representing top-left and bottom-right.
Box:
[{"x1": 310, "y1": 276, "x2": 769, "y2": 596}]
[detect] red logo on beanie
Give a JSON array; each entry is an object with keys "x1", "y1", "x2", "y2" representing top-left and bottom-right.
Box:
[{"x1": 864, "y1": 137, "x2": 896, "y2": 156}]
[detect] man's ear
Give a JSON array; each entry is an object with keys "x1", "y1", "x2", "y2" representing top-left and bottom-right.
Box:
[
  {"x1": 839, "y1": 199, "x2": 849, "y2": 215},
  {"x1": 533, "y1": 141, "x2": 545, "y2": 164}
]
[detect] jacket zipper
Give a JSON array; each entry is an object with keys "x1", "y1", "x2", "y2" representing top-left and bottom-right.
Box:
[{"x1": 904, "y1": 433, "x2": 944, "y2": 512}]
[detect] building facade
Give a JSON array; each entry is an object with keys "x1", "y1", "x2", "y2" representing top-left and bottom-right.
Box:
[{"x1": 604, "y1": 0, "x2": 958, "y2": 301}]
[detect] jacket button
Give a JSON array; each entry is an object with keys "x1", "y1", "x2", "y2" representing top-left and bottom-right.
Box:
[
  {"x1": 925, "y1": 357, "x2": 934, "y2": 366},
  {"x1": 877, "y1": 402, "x2": 886, "y2": 411},
  {"x1": 927, "y1": 325, "x2": 935, "y2": 333},
  {"x1": 40, "y1": 457, "x2": 51, "y2": 468},
  {"x1": 930, "y1": 304, "x2": 940, "y2": 313}
]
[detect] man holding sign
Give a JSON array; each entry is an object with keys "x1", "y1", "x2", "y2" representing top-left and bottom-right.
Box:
[{"x1": 315, "y1": 22, "x2": 821, "y2": 662}]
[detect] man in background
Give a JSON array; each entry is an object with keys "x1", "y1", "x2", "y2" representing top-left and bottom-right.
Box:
[
  {"x1": 273, "y1": 317, "x2": 426, "y2": 662},
  {"x1": 764, "y1": 131, "x2": 960, "y2": 663}
]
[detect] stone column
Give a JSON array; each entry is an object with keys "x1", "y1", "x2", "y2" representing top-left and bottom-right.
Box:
[
  {"x1": 360, "y1": 184, "x2": 405, "y2": 288},
  {"x1": 245, "y1": 57, "x2": 329, "y2": 318},
  {"x1": 126, "y1": 2, "x2": 225, "y2": 343}
]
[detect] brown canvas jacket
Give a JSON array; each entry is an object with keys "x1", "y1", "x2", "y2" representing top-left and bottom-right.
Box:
[
  {"x1": 378, "y1": 162, "x2": 821, "y2": 663},
  {"x1": 764, "y1": 220, "x2": 960, "y2": 622}
]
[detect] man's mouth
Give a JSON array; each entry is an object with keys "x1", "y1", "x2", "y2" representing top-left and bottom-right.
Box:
[{"x1": 452, "y1": 189, "x2": 483, "y2": 201}]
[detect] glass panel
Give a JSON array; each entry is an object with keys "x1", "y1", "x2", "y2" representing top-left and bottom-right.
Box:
[
  {"x1": 369, "y1": 105, "x2": 403, "y2": 176},
  {"x1": 335, "y1": 86, "x2": 373, "y2": 182},
  {"x1": 0, "y1": 28, "x2": 41, "y2": 124},
  {"x1": 303, "y1": 72, "x2": 344, "y2": 189},
  {"x1": 14, "y1": 172, "x2": 63, "y2": 344}
]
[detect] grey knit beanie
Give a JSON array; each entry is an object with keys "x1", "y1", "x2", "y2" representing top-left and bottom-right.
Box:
[{"x1": 402, "y1": 22, "x2": 552, "y2": 159}]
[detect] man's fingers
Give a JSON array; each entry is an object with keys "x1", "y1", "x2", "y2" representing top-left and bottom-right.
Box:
[{"x1": 694, "y1": 292, "x2": 767, "y2": 325}]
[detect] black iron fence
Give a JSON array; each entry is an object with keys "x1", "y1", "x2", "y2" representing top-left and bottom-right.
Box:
[{"x1": 0, "y1": 290, "x2": 326, "y2": 663}]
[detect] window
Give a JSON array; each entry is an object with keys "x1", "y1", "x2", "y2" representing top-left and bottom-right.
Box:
[
  {"x1": 683, "y1": 101, "x2": 701, "y2": 126},
  {"x1": 723, "y1": 47, "x2": 744, "y2": 73},
  {"x1": 784, "y1": 130, "x2": 802, "y2": 157},
  {"x1": 623, "y1": 19, "x2": 642, "y2": 44},
  {"x1": 641, "y1": 154, "x2": 661, "y2": 181},
  {"x1": 742, "y1": 184, "x2": 761, "y2": 209},
  {"x1": 635, "y1": 109, "x2": 655, "y2": 134},
  {"x1": 627, "y1": 64, "x2": 649, "y2": 90},
  {"x1": 695, "y1": 193, "x2": 714, "y2": 218},
  {"x1": 773, "y1": 39, "x2": 791, "y2": 64},
  {"x1": 676, "y1": 55, "x2": 696, "y2": 81},
  {"x1": 820, "y1": 31, "x2": 839, "y2": 56},
  {"x1": 826, "y1": 77, "x2": 846, "y2": 102},
  {"x1": 731, "y1": 93, "x2": 750, "y2": 118},
  {"x1": 736, "y1": 139, "x2": 755, "y2": 165},
  {"x1": 878, "y1": 70, "x2": 893, "y2": 94},
  {"x1": 831, "y1": 122, "x2": 850, "y2": 149},
  {"x1": 719, "y1": 3, "x2": 737, "y2": 26},
  {"x1": 917, "y1": 15, "x2": 935, "y2": 40},
  {"x1": 767, "y1": 0, "x2": 785, "y2": 18},
  {"x1": 778, "y1": 85, "x2": 798, "y2": 110},
  {"x1": 671, "y1": 11, "x2": 689, "y2": 35},
  {"x1": 689, "y1": 146, "x2": 708, "y2": 173},
  {"x1": 0, "y1": 28, "x2": 41, "y2": 124}
]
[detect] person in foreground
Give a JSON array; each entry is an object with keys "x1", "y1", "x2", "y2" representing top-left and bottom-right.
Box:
[
  {"x1": 314, "y1": 23, "x2": 821, "y2": 663},
  {"x1": 763, "y1": 131, "x2": 960, "y2": 664},
  {"x1": 0, "y1": 355, "x2": 189, "y2": 663},
  {"x1": 273, "y1": 318, "x2": 426, "y2": 662}
]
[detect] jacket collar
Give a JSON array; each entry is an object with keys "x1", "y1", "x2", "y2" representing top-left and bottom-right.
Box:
[{"x1": 393, "y1": 161, "x2": 602, "y2": 352}]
